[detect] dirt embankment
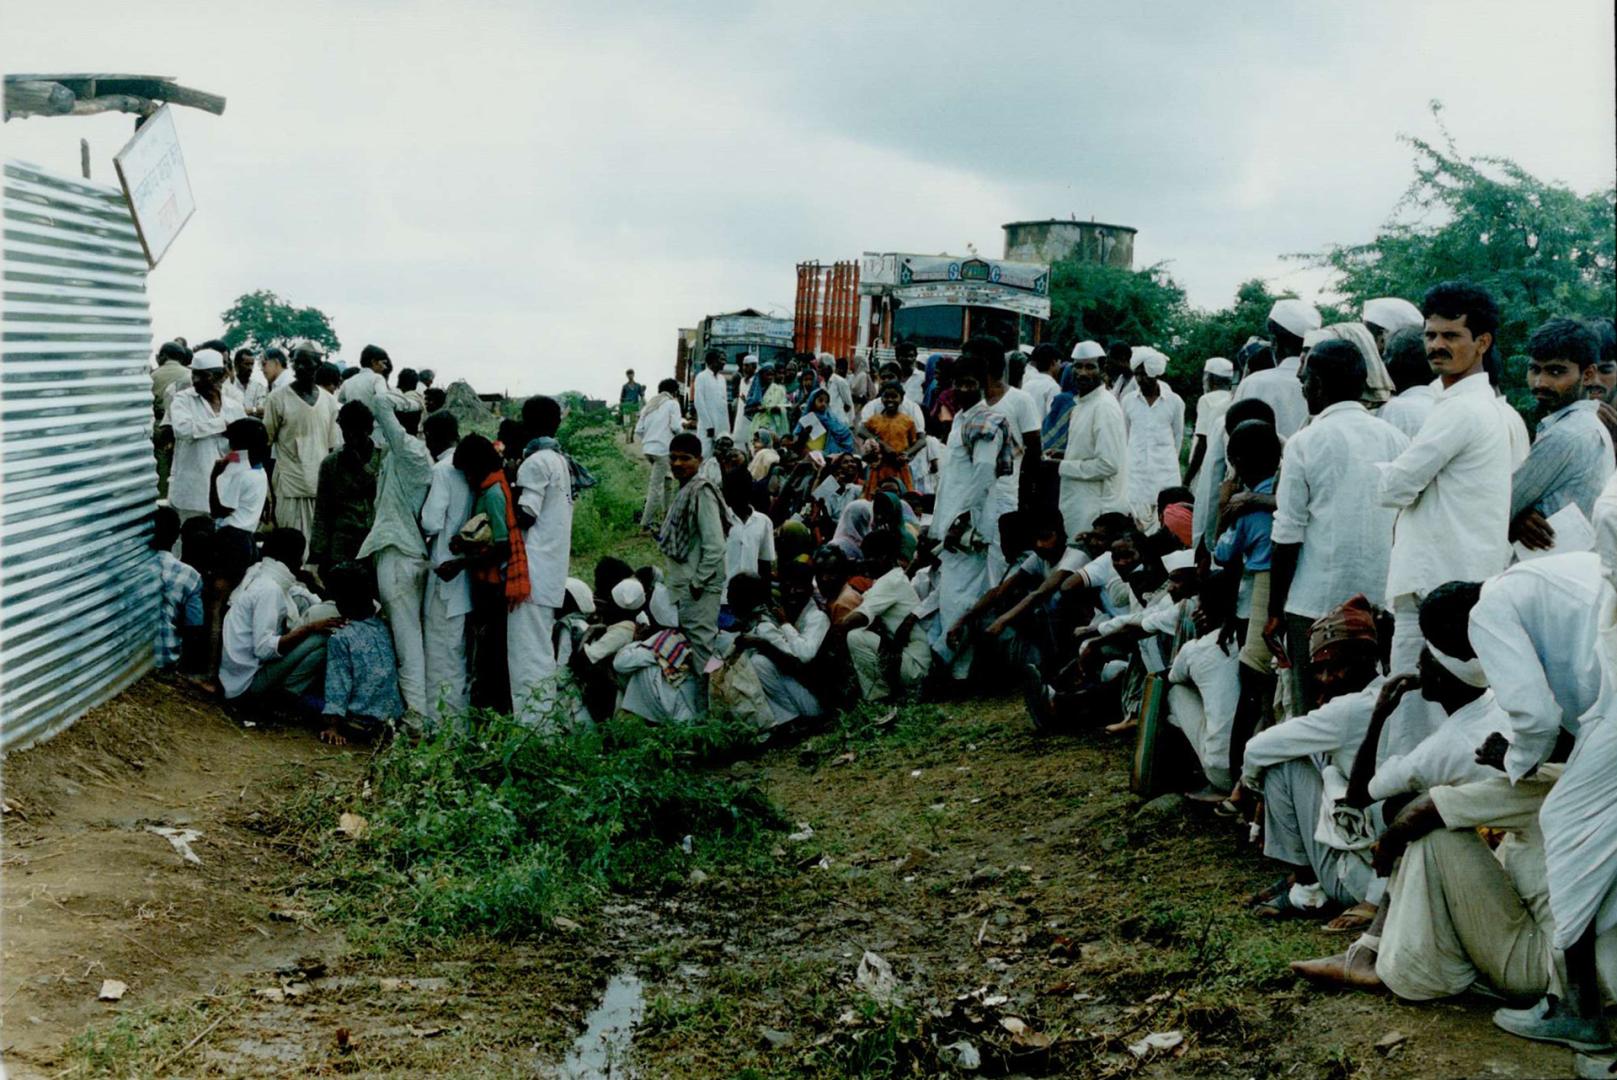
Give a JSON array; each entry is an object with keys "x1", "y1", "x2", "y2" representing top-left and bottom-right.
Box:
[{"x1": 1, "y1": 681, "x2": 1576, "y2": 1078}]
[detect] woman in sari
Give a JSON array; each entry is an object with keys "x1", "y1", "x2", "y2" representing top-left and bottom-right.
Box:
[
  {"x1": 848, "y1": 354, "x2": 874, "y2": 411},
  {"x1": 756, "y1": 365, "x2": 790, "y2": 437},
  {"x1": 748, "y1": 428, "x2": 780, "y2": 481},
  {"x1": 827, "y1": 498, "x2": 875, "y2": 561},
  {"x1": 793, "y1": 388, "x2": 855, "y2": 455},
  {"x1": 857, "y1": 381, "x2": 921, "y2": 495}
]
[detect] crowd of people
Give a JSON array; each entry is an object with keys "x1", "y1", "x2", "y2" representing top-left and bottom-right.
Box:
[{"x1": 146, "y1": 282, "x2": 1617, "y2": 1070}]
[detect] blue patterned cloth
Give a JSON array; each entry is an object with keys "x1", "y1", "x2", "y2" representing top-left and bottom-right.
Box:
[
  {"x1": 323, "y1": 616, "x2": 404, "y2": 722},
  {"x1": 156, "y1": 551, "x2": 203, "y2": 668}
]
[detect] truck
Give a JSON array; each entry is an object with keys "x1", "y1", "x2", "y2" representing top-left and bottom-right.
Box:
[
  {"x1": 795, "y1": 251, "x2": 1051, "y2": 363},
  {"x1": 675, "y1": 308, "x2": 794, "y2": 382}
]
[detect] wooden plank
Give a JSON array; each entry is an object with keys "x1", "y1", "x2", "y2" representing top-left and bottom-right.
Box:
[
  {"x1": 94, "y1": 79, "x2": 225, "y2": 116},
  {"x1": 4, "y1": 80, "x2": 75, "y2": 119}
]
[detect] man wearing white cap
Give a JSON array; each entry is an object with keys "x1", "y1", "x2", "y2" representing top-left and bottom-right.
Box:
[
  {"x1": 164, "y1": 348, "x2": 246, "y2": 522},
  {"x1": 1120, "y1": 346, "x2": 1185, "y2": 528},
  {"x1": 1362, "y1": 297, "x2": 1425, "y2": 354},
  {"x1": 1233, "y1": 299, "x2": 1318, "y2": 438},
  {"x1": 1186, "y1": 357, "x2": 1235, "y2": 487},
  {"x1": 1054, "y1": 346, "x2": 1128, "y2": 540}
]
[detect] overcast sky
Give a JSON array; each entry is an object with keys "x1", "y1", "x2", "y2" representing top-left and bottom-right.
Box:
[{"x1": 5, "y1": 1, "x2": 1613, "y2": 398}]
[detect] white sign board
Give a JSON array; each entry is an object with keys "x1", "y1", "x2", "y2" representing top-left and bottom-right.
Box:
[{"x1": 113, "y1": 105, "x2": 195, "y2": 268}]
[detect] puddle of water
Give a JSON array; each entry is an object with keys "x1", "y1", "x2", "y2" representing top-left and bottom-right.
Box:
[{"x1": 557, "y1": 971, "x2": 643, "y2": 1079}]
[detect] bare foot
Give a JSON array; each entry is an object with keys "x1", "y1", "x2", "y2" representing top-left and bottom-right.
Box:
[
  {"x1": 1290, "y1": 946, "x2": 1383, "y2": 991},
  {"x1": 319, "y1": 727, "x2": 350, "y2": 747},
  {"x1": 1103, "y1": 717, "x2": 1138, "y2": 735}
]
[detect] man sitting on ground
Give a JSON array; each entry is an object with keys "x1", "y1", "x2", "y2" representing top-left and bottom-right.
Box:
[
  {"x1": 843, "y1": 528, "x2": 932, "y2": 702},
  {"x1": 320, "y1": 562, "x2": 404, "y2": 745},
  {"x1": 152, "y1": 507, "x2": 204, "y2": 672},
  {"x1": 219, "y1": 529, "x2": 343, "y2": 711}
]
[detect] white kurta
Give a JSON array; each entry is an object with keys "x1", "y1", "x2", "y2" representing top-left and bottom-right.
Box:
[
  {"x1": 614, "y1": 642, "x2": 702, "y2": 724},
  {"x1": 748, "y1": 602, "x2": 830, "y2": 726},
  {"x1": 1234, "y1": 358, "x2": 1308, "y2": 438},
  {"x1": 731, "y1": 376, "x2": 755, "y2": 443},
  {"x1": 693, "y1": 370, "x2": 730, "y2": 453},
  {"x1": 1056, "y1": 387, "x2": 1128, "y2": 541},
  {"x1": 1377, "y1": 385, "x2": 1437, "y2": 440},
  {"x1": 263, "y1": 383, "x2": 339, "y2": 501},
  {"x1": 1367, "y1": 689, "x2": 1506, "y2": 801},
  {"x1": 509, "y1": 448, "x2": 574, "y2": 730},
  {"x1": 1168, "y1": 630, "x2": 1241, "y2": 789},
  {"x1": 1020, "y1": 370, "x2": 1060, "y2": 420},
  {"x1": 420, "y1": 449, "x2": 475, "y2": 722},
  {"x1": 1121, "y1": 386, "x2": 1185, "y2": 518},
  {"x1": 931, "y1": 403, "x2": 1003, "y2": 679},
  {"x1": 166, "y1": 388, "x2": 246, "y2": 514}
]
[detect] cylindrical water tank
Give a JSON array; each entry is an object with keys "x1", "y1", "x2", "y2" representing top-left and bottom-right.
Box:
[{"x1": 1002, "y1": 219, "x2": 1137, "y2": 269}]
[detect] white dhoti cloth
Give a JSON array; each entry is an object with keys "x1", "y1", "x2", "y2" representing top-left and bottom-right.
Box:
[
  {"x1": 1167, "y1": 683, "x2": 1233, "y2": 791},
  {"x1": 937, "y1": 548, "x2": 988, "y2": 680},
  {"x1": 507, "y1": 602, "x2": 559, "y2": 731},
  {"x1": 1543, "y1": 708, "x2": 1617, "y2": 950},
  {"x1": 847, "y1": 626, "x2": 932, "y2": 701},
  {"x1": 375, "y1": 549, "x2": 429, "y2": 716},
  {"x1": 422, "y1": 574, "x2": 469, "y2": 725},
  {"x1": 1261, "y1": 757, "x2": 1383, "y2": 906},
  {"x1": 274, "y1": 495, "x2": 317, "y2": 549},
  {"x1": 1377, "y1": 828, "x2": 1550, "y2": 1002},
  {"x1": 749, "y1": 653, "x2": 821, "y2": 727}
]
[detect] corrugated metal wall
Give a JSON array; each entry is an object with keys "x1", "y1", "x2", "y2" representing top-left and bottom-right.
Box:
[{"x1": 1, "y1": 161, "x2": 157, "y2": 752}]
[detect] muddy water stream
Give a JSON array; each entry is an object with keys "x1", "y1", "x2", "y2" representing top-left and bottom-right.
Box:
[{"x1": 557, "y1": 970, "x2": 644, "y2": 1078}]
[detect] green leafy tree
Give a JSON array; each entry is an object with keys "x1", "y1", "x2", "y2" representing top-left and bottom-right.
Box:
[
  {"x1": 1046, "y1": 259, "x2": 1187, "y2": 351},
  {"x1": 220, "y1": 289, "x2": 341, "y2": 353},
  {"x1": 1305, "y1": 103, "x2": 1615, "y2": 362}
]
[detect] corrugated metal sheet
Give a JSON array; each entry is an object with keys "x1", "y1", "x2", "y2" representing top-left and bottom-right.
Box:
[{"x1": 1, "y1": 160, "x2": 157, "y2": 752}]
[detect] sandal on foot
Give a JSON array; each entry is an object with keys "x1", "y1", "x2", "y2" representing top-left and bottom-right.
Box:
[{"x1": 1323, "y1": 901, "x2": 1379, "y2": 934}]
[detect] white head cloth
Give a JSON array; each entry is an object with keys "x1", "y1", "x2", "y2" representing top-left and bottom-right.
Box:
[
  {"x1": 1426, "y1": 642, "x2": 1489, "y2": 688},
  {"x1": 741, "y1": 353, "x2": 759, "y2": 368},
  {"x1": 1161, "y1": 549, "x2": 1196, "y2": 573},
  {"x1": 1268, "y1": 298, "x2": 1323, "y2": 339},
  {"x1": 191, "y1": 350, "x2": 225, "y2": 372},
  {"x1": 1129, "y1": 347, "x2": 1168, "y2": 378},
  {"x1": 1363, "y1": 297, "x2": 1424, "y2": 333},
  {"x1": 610, "y1": 577, "x2": 646, "y2": 612},
  {"x1": 816, "y1": 351, "x2": 835, "y2": 368},
  {"x1": 1320, "y1": 321, "x2": 1396, "y2": 406},
  {"x1": 649, "y1": 582, "x2": 680, "y2": 627},
  {"x1": 1071, "y1": 340, "x2": 1105, "y2": 361},
  {"x1": 1302, "y1": 329, "x2": 1331, "y2": 348},
  {"x1": 564, "y1": 577, "x2": 596, "y2": 616},
  {"x1": 1203, "y1": 357, "x2": 1234, "y2": 378}
]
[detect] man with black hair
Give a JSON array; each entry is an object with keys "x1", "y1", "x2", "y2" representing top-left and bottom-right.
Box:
[
  {"x1": 693, "y1": 349, "x2": 730, "y2": 455},
  {"x1": 509, "y1": 395, "x2": 575, "y2": 729},
  {"x1": 1509, "y1": 317, "x2": 1614, "y2": 550},
  {"x1": 841, "y1": 527, "x2": 930, "y2": 701},
  {"x1": 1104, "y1": 340, "x2": 1135, "y2": 400},
  {"x1": 232, "y1": 348, "x2": 263, "y2": 414},
  {"x1": 930, "y1": 347, "x2": 1011, "y2": 681},
  {"x1": 263, "y1": 345, "x2": 339, "y2": 551},
  {"x1": 895, "y1": 340, "x2": 924, "y2": 404},
  {"x1": 152, "y1": 506, "x2": 204, "y2": 671},
  {"x1": 946, "y1": 507, "x2": 1076, "y2": 668},
  {"x1": 659, "y1": 431, "x2": 726, "y2": 667},
  {"x1": 219, "y1": 528, "x2": 342, "y2": 705},
  {"x1": 1265, "y1": 339, "x2": 1408, "y2": 714},
  {"x1": 1377, "y1": 280, "x2": 1513, "y2": 748},
  {"x1": 637, "y1": 377, "x2": 683, "y2": 529},
  {"x1": 320, "y1": 562, "x2": 404, "y2": 745},
  {"x1": 620, "y1": 368, "x2": 646, "y2": 430},
  {"x1": 1020, "y1": 343, "x2": 1062, "y2": 418},
  {"x1": 1376, "y1": 327, "x2": 1437, "y2": 439},
  {"x1": 983, "y1": 338, "x2": 1044, "y2": 581},
  {"x1": 419, "y1": 410, "x2": 474, "y2": 722},
  {"x1": 1586, "y1": 318, "x2": 1617, "y2": 403},
  {"x1": 1233, "y1": 299, "x2": 1318, "y2": 437},
  {"x1": 1215, "y1": 418, "x2": 1283, "y2": 763},
  {"x1": 732, "y1": 567, "x2": 829, "y2": 728},
  {"x1": 1414, "y1": 556, "x2": 1616, "y2": 1052}
]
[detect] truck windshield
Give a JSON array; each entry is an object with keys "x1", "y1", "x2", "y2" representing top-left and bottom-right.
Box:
[
  {"x1": 892, "y1": 306, "x2": 964, "y2": 351},
  {"x1": 967, "y1": 307, "x2": 1020, "y2": 351}
]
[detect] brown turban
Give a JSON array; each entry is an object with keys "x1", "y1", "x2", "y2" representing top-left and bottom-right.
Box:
[{"x1": 1309, "y1": 594, "x2": 1379, "y2": 658}]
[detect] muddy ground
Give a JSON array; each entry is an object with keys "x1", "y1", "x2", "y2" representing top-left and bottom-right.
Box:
[{"x1": 1, "y1": 673, "x2": 1574, "y2": 1078}]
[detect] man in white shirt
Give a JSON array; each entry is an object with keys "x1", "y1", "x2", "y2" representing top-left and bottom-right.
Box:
[
  {"x1": 896, "y1": 341, "x2": 925, "y2": 404},
  {"x1": 165, "y1": 350, "x2": 246, "y2": 522},
  {"x1": 982, "y1": 342, "x2": 1044, "y2": 581},
  {"x1": 1265, "y1": 340, "x2": 1409, "y2": 713},
  {"x1": 232, "y1": 349, "x2": 268, "y2": 416},
  {"x1": 930, "y1": 349, "x2": 1009, "y2": 681},
  {"x1": 1185, "y1": 357, "x2": 1234, "y2": 488},
  {"x1": 721, "y1": 469, "x2": 775, "y2": 603},
  {"x1": 263, "y1": 346, "x2": 338, "y2": 551},
  {"x1": 1120, "y1": 347, "x2": 1185, "y2": 529},
  {"x1": 1377, "y1": 281, "x2": 1513, "y2": 714},
  {"x1": 636, "y1": 378, "x2": 683, "y2": 530},
  {"x1": 732, "y1": 571, "x2": 827, "y2": 728},
  {"x1": 1233, "y1": 298, "x2": 1318, "y2": 438},
  {"x1": 338, "y1": 345, "x2": 394, "y2": 448},
  {"x1": 1019, "y1": 344, "x2": 1061, "y2": 421},
  {"x1": 1239, "y1": 597, "x2": 1387, "y2": 917},
  {"x1": 1375, "y1": 328, "x2": 1437, "y2": 439},
  {"x1": 1054, "y1": 350, "x2": 1129, "y2": 542},
  {"x1": 219, "y1": 529, "x2": 341, "y2": 703},
  {"x1": 509, "y1": 396, "x2": 575, "y2": 731},
  {"x1": 356, "y1": 371, "x2": 434, "y2": 717},
  {"x1": 419, "y1": 411, "x2": 475, "y2": 724},
  {"x1": 692, "y1": 350, "x2": 731, "y2": 455},
  {"x1": 1168, "y1": 570, "x2": 1241, "y2": 794},
  {"x1": 843, "y1": 528, "x2": 931, "y2": 700}
]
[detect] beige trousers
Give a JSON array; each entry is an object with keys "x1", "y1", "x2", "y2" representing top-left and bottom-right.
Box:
[{"x1": 847, "y1": 626, "x2": 932, "y2": 701}]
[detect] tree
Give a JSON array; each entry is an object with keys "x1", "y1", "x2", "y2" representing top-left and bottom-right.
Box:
[
  {"x1": 1305, "y1": 103, "x2": 1615, "y2": 363},
  {"x1": 219, "y1": 290, "x2": 341, "y2": 354},
  {"x1": 1046, "y1": 259, "x2": 1187, "y2": 350}
]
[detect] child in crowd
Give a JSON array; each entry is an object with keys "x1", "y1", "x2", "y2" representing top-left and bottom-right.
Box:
[{"x1": 320, "y1": 561, "x2": 403, "y2": 745}]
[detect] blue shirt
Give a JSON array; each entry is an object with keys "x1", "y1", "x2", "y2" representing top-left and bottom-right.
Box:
[
  {"x1": 323, "y1": 616, "x2": 404, "y2": 721},
  {"x1": 1214, "y1": 475, "x2": 1276, "y2": 573},
  {"x1": 156, "y1": 551, "x2": 203, "y2": 668},
  {"x1": 1510, "y1": 400, "x2": 1614, "y2": 521}
]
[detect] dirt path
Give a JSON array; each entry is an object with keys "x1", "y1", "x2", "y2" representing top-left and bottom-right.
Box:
[{"x1": 0, "y1": 680, "x2": 1578, "y2": 1078}]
